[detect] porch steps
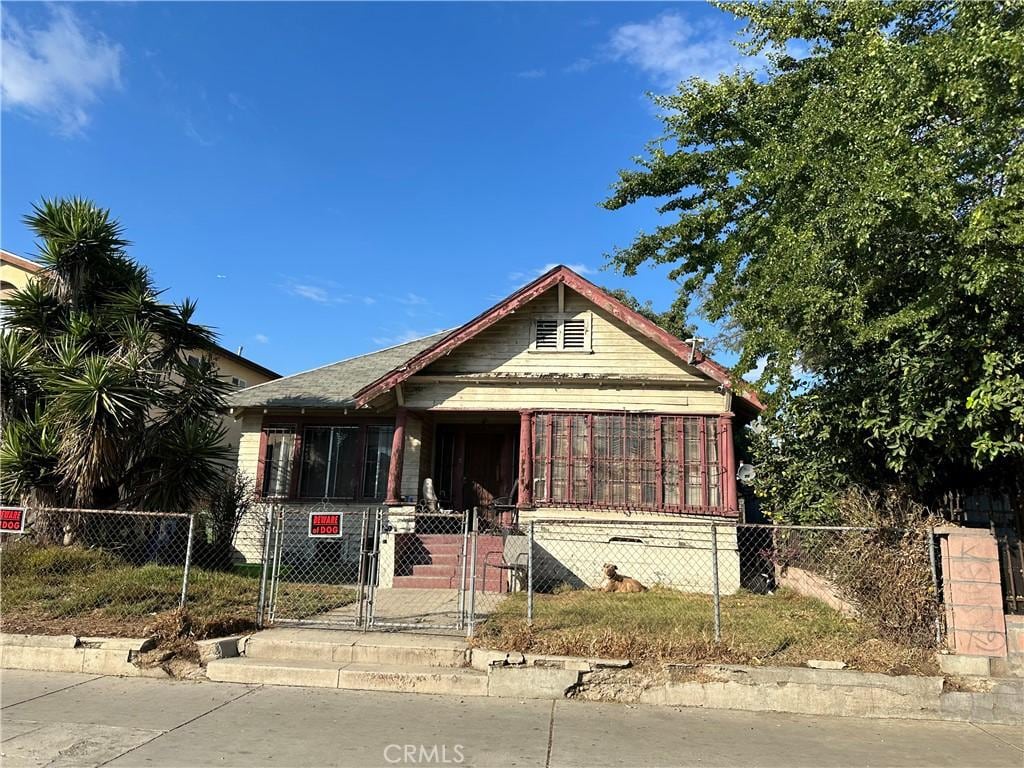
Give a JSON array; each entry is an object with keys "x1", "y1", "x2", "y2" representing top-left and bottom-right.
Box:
[
  {"x1": 394, "y1": 533, "x2": 509, "y2": 593},
  {"x1": 206, "y1": 658, "x2": 489, "y2": 696}
]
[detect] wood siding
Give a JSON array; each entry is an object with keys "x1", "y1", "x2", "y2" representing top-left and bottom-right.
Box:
[{"x1": 420, "y1": 287, "x2": 705, "y2": 378}]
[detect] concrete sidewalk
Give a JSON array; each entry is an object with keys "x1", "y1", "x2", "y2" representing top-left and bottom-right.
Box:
[{"x1": 1, "y1": 670, "x2": 1021, "y2": 768}]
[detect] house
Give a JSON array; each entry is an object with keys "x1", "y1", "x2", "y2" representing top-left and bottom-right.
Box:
[
  {"x1": 1, "y1": 248, "x2": 280, "y2": 456},
  {"x1": 227, "y1": 265, "x2": 762, "y2": 594}
]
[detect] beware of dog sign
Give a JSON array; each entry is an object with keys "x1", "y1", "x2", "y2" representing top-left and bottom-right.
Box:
[
  {"x1": 0, "y1": 507, "x2": 26, "y2": 533},
  {"x1": 308, "y1": 511, "x2": 342, "y2": 538}
]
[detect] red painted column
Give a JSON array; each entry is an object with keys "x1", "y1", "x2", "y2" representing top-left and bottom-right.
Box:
[
  {"x1": 385, "y1": 407, "x2": 408, "y2": 506},
  {"x1": 518, "y1": 410, "x2": 534, "y2": 509},
  {"x1": 719, "y1": 412, "x2": 737, "y2": 514}
]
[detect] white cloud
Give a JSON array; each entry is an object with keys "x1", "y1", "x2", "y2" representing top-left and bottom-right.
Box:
[
  {"x1": 1, "y1": 6, "x2": 122, "y2": 134},
  {"x1": 254, "y1": 333, "x2": 270, "y2": 344},
  {"x1": 607, "y1": 12, "x2": 751, "y2": 85},
  {"x1": 289, "y1": 284, "x2": 331, "y2": 303},
  {"x1": 517, "y1": 69, "x2": 546, "y2": 79},
  {"x1": 396, "y1": 292, "x2": 428, "y2": 306}
]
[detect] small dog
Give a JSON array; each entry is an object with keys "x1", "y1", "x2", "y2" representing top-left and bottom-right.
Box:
[{"x1": 600, "y1": 563, "x2": 647, "y2": 593}]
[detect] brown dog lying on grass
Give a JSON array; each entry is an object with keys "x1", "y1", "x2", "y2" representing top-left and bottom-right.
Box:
[{"x1": 600, "y1": 563, "x2": 648, "y2": 593}]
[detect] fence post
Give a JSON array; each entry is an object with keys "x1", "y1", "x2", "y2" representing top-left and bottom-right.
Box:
[
  {"x1": 927, "y1": 525, "x2": 943, "y2": 647},
  {"x1": 457, "y1": 509, "x2": 470, "y2": 629},
  {"x1": 527, "y1": 520, "x2": 535, "y2": 626},
  {"x1": 256, "y1": 503, "x2": 275, "y2": 628},
  {"x1": 711, "y1": 523, "x2": 721, "y2": 642},
  {"x1": 178, "y1": 513, "x2": 197, "y2": 611},
  {"x1": 466, "y1": 509, "x2": 479, "y2": 639}
]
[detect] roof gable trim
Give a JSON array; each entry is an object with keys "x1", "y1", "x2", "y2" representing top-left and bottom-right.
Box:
[{"x1": 353, "y1": 266, "x2": 763, "y2": 410}]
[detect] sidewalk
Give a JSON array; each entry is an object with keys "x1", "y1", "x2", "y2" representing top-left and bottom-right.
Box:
[{"x1": 1, "y1": 670, "x2": 1021, "y2": 768}]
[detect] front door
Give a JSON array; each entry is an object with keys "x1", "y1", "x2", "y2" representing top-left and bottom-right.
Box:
[{"x1": 463, "y1": 431, "x2": 509, "y2": 508}]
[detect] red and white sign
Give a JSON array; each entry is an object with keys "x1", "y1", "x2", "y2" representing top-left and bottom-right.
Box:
[
  {"x1": 308, "y1": 511, "x2": 342, "y2": 538},
  {"x1": 0, "y1": 507, "x2": 26, "y2": 533}
]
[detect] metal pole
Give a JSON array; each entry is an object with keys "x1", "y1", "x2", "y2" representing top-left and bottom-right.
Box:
[
  {"x1": 457, "y1": 509, "x2": 470, "y2": 628},
  {"x1": 365, "y1": 508, "x2": 382, "y2": 630},
  {"x1": 356, "y1": 508, "x2": 370, "y2": 629},
  {"x1": 268, "y1": 506, "x2": 285, "y2": 623},
  {"x1": 527, "y1": 521, "x2": 535, "y2": 626},
  {"x1": 466, "y1": 509, "x2": 479, "y2": 639},
  {"x1": 256, "y1": 503, "x2": 275, "y2": 627},
  {"x1": 711, "y1": 523, "x2": 721, "y2": 642},
  {"x1": 927, "y1": 526, "x2": 942, "y2": 647},
  {"x1": 178, "y1": 514, "x2": 197, "y2": 610}
]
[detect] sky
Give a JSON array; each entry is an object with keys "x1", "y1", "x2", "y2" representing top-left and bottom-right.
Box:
[{"x1": 2, "y1": 2, "x2": 760, "y2": 376}]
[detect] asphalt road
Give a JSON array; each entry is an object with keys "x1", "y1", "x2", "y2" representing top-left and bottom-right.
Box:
[{"x1": 1, "y1": 670, "x2": 1021, "y2": 768}]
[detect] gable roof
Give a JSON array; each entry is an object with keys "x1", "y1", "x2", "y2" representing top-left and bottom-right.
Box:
[
  {"x1": 226, "y1": 332, "x2": 450, "y2": 408},
  {"x1": 352, "y1": 265, "x2": 763, "y2": 412},
  {"x1": 1, "y1": 249, "x2": 43, "y2": 273}
]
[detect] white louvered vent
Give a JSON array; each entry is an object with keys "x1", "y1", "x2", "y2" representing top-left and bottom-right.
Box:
[
  {"x1": 535, "y1": 319, "x2": 559, "y2": 349},
  {"x1": 562, "y1": 319, "x2": 587, "y2": 349}
]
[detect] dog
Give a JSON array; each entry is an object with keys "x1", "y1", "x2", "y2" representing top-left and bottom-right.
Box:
[{"x1": 600, "y1": 563, "x2": 648, "y2": 593}]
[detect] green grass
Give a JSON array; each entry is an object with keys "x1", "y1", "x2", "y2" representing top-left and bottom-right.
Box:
[
  {"x1": 476, "y1": 587, "x2": 936, "y2": 675},
  {"x1": 0, "y1": 543, "x2": 356, "y2": 639}
]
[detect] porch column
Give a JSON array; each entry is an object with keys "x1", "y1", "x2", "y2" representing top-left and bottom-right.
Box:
[
  {"x1": 385, "y1": 407, "x2": 408, "y2": 506},
  {"x1": 518, "y1": 410, "x2": 534, "y2": 509},
  {"x1": 719, "y1": 412, "x2": 737, "y2": 513}
]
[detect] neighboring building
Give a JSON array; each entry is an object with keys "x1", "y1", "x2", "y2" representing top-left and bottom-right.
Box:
[
  {"x1": 227, "y1": 265, "x2": 763, "y2": 592},
  {"x1": 1, "y1": 249, "x2": 40, "y2": 309},
  {"x1": 0, "y1": 248, "x2": 279, "y2": 456}
]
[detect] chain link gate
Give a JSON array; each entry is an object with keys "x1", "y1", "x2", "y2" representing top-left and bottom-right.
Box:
[
  {"x1": 256, "y1": 503, "x2": 501, "y2": 633},
  {"x1": 257, "y1": 502, "x2": 376, "y2": 628}
]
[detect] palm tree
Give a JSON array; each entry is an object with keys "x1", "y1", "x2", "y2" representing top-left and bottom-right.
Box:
[{"x1": 1, "y1": 198, "x2": 231, "y2": 518}]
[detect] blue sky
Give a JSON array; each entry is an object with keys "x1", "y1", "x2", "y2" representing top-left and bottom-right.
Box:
[{"x1": 2, "y1": 2, "x2": 757, "y2": 376}]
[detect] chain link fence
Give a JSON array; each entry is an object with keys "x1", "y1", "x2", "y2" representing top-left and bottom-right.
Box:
[
  {"x1": 471, "y1": 518, "x2": 945, "y2": 666},
  {"x1": 0, "y1": 501, "x2": 273, "y2": 638}
]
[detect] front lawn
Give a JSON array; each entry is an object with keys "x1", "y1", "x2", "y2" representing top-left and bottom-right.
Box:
[
  {"x1": 0, "y1": 543, "x2": 356, "y2": 639},
  {"x1": 475, "y1": 587, "x2": 937, "y2": 675}
]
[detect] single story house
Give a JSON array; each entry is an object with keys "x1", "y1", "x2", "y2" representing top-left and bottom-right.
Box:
[{"x1": 227, "y1": 265, "x2": 762, "y2": 594}]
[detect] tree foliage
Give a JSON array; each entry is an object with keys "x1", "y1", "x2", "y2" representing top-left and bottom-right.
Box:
[
  {"x1": 603, "y1": 1, "x2": 1024, "y2": 519},
  {"x1": 602, "y1": 287, "x2": 694, "y2": 341},
  {"x1": 1, "y1": 198, "x2": 232, "y2": 511}
]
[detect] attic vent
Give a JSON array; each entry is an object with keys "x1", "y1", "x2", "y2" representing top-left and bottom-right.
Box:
[
  {"x1": 535, "y1": 320, "x2": 558, "y2": 349},
  {"x1": 563, "y1": 319, "x2": 586, "y2": 349}
]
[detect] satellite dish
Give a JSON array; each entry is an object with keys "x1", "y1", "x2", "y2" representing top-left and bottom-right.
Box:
[{"x1": 736, "y1": 463, "x2": 757, "y2": 485}]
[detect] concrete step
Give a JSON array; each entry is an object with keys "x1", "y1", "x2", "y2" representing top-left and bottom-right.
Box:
[
  {"x1": 393, "y1": 575, "x2": 506, "y2": 592},
  {"x1": 207, "y1": 657, "x2": 488, "y2": 696},
  {"x1": 243, "y1": 628, "x2": 469, "y2": 667},
  {"x1": 411, "y1": 564, "x2": 459, "y2": 578}
]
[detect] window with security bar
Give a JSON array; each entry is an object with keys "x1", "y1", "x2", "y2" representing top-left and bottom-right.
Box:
[{"x1": 533, "y1": 413, "x2": 725, "y2": 513}]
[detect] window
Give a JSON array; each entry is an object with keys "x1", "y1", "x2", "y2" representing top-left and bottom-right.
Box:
[
  {"x1": 261, "y1": 427, "x2": 296, "y2": 497},
  {"x1": 186, "y1": 354, "x2": 202, "y2": 368},
  {"x1": 531, "y1": 315, "x2": 591, "y2": 352},
  {"x1": 533, "y1": 413, "x2": 724, "y2": 513},
  {"x1": 262, "y1": 423, "x2": 394, "y2": 500},
  {"x1": 230, "y1": 376, "x2": 248, "y2": 389}
]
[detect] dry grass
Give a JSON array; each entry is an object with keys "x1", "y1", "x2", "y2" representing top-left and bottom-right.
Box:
[
  {"x1": 475, "y1": 587, "x2": 937, "y2": 675},
  {"x1": 0, "y1": 544, "x2": 355, "y2": 640}
]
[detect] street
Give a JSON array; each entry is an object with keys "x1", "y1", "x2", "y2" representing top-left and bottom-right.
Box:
[{"x1": 1, "y1": 670, "x2": 1020, "y2": 768}]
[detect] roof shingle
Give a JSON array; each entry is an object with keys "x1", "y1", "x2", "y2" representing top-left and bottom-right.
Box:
[{"x1": 226, "y1": 331, "x2": 449, "y2": 408}]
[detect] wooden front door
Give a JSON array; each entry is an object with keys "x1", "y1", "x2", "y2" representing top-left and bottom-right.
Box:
[{"x1": 445, "y1": 427, "x2": 516, "y2": 510}]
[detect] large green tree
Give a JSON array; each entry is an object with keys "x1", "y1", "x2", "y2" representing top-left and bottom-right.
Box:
[
  {"x1": 603, "y1": 1, "x2": 1024, "y2": 520},
  {"x1": 1, "y1": 198, "x2": 231, "y2": 512}
]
